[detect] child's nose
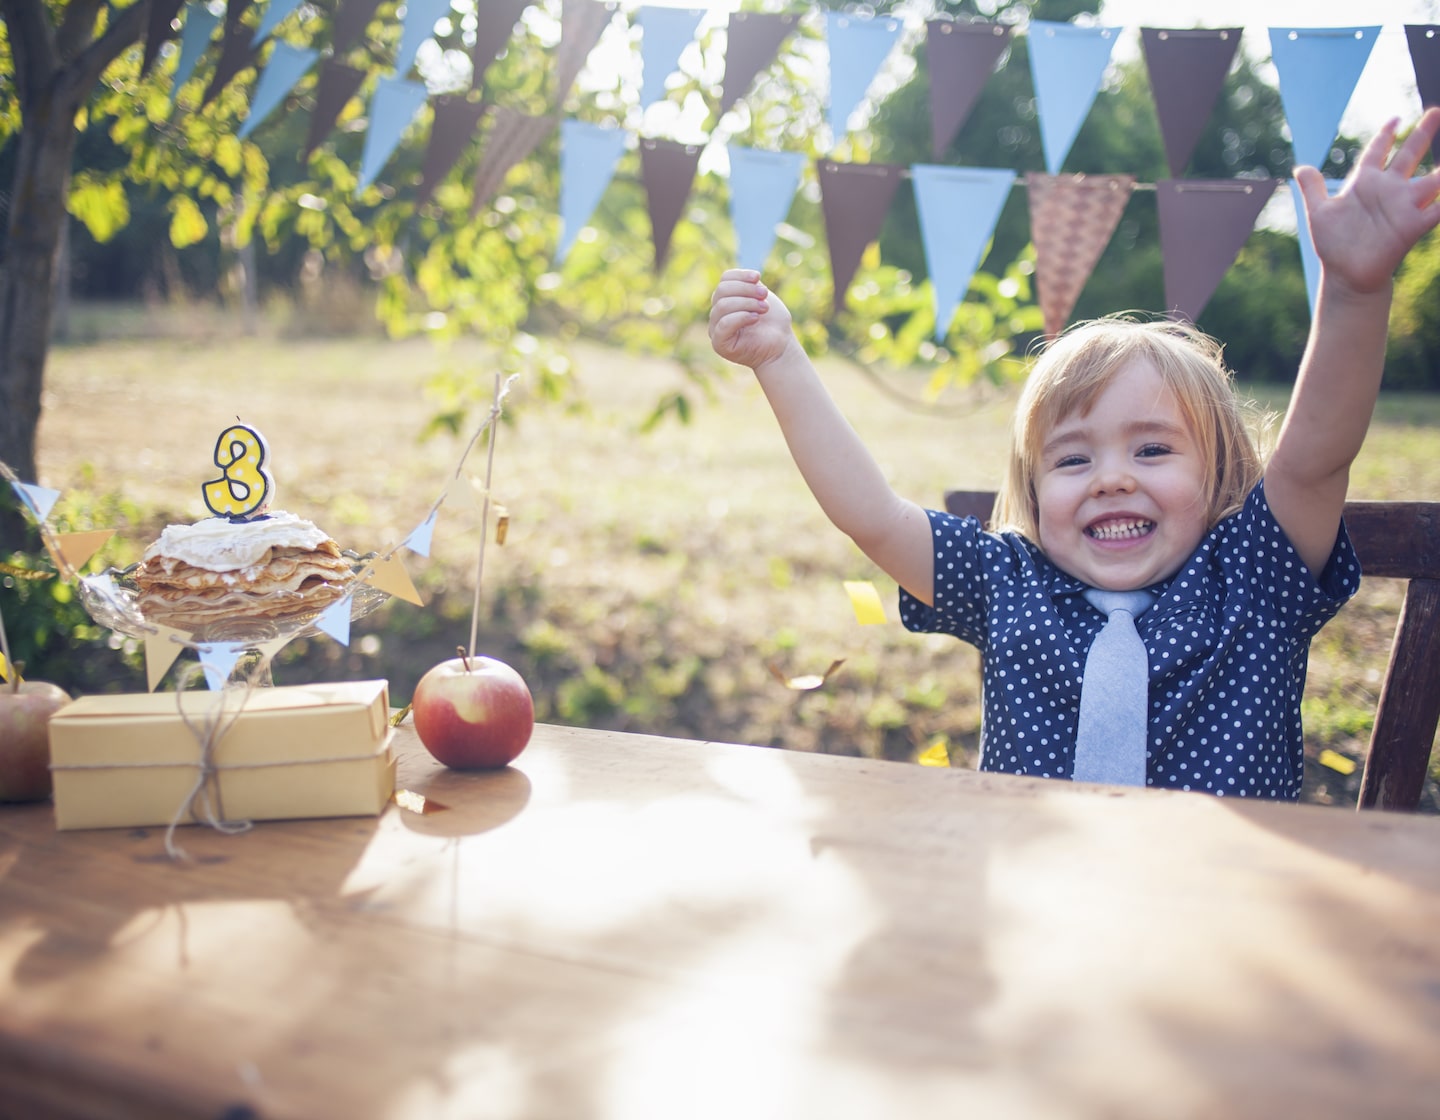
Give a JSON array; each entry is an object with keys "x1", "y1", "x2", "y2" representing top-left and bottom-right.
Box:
[{"x1": 1091, "y1": 462, "x2": 1136, "y2": 496}]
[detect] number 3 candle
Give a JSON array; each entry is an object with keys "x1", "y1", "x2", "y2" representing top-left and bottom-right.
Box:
[{"x1": 202, "y1": 423, "x2": 274, "y2": 520}]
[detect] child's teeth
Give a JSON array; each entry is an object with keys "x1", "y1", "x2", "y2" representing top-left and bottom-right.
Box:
[{"x1": 1090, "y1": 519, "x2": 1152, "y2": 540}]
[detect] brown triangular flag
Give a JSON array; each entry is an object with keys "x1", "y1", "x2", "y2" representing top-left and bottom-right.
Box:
[
  {"x1": 366, "y1": 554, "x2": 425, "y2": 606},
  {"x1": 1156, "y1": 178, "x2": 1277, "y2": 324},
  {"x1": 640, "y1": 138, "x2": 702, "y2": 272},
  {"x1": 926, "y1": 20, "x2": 1011, "y2": 159},
  {"x1": 54, "y1": 529, "x2": 114, "y2": 574},
  {"x1": 720, "y1": 11, "x2": 800, "y2": 115},
  {"x1": 816, "y1": 160, "x2": 906, "y2": 315},
  {"x1": 142, "y1": 0, "x2": 188, "y2": 78},
  {"x1": 416, "y1": 97, "x2": 489, "y2": 208},
  {"x1": 1141, "y1": 28, "x2": 1241, "y2": 178},
  {"x1": 472, "y1": 107, "x2": 558, "y2": 215},
  {"x1": 1407, "y1": 26, "x2": 1440, "y2": 164},
  {"x1": 1027, "y1": 173, "x2": 1136, "y2": 338},
  {"x1": 202, "y1": 0, "x2": 258, "y2": 107},
  {"x1": 302, "y1": 59, "x2": 367, "y2": 159},
  {"x1": 472, "y1": 0, "x2": 534, "y2": 91},
  {"x1": 333, "y1": 0, "x2": 386, "y2": 54},
  {"x1": 556, "y1": 0, "x2": 616, "y2": 102}
]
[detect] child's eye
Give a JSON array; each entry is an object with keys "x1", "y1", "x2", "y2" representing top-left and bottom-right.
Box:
[
  {"x1": 1054, "y1": 454, "x2": 1088, "y2": 469},
  {"x1": 1137, "y1": 444, "x2": 1173, "y2": 458}
]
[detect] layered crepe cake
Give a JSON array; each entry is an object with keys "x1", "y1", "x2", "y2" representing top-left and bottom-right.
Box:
[{"x1": 131, "y1": 511, "x2": 354, "y2": 631}]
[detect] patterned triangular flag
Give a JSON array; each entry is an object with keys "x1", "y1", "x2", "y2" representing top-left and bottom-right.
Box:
[
  {"x1": 1027, "y1": 173, "x2": 1136, "y2": 338},
  {"x1": 471, "y1": 107, "x2": 558, "y2": 215},
  {"x1": 816, "y1": 160, "x2": 906, "y2": 314},
  {"x1": 1269, "y1": 26, "x2": 1380, "y2": 169},
  {"x1": 1157, "y1": 178, "x2": 1278, "y2": 323},
  {"x1": 1027, "y1": 21, "x2": 1121, "y2": 174},
  {"x1": 912, "y1": 165, "x2": 1015, "y2": 340}
]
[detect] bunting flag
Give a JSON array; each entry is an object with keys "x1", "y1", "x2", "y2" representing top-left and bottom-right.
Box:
[
  {"x1": 1026, "y1": 173, "x2": 1135, "y2": 339},
  {"x1": 1407, "y1": 26, "x2": 1440, "y2": 164},
  {"x1": 472, "y1": 107, "x2": 559, "y2": 215},
  {"x1": 53, "y1": 530, "x2": 114, "y2": 574},
  {"x1": 316, "y1": 597, "x2": 353, "y2": 646},
  {"x1": 556, "y1": 0, "x2": 617, "y2": 103},
  {"x1": 142, "y1": 0, "x2": 187, "y2": 78},
  {"x1": 640, "y1": 138, "x2": 703, "y2": 272},
  {"x1": 472, "y1": 0, "x2": 533, "y2": 91},
  {"x1": 639, "y1": 6, "x2": 707, "y2": 109},
  {"x1": 8, "y1": 481, "x2": 60, "y2": 523},
  {"x1": 169, "y1": 5, "x2": 223, "y2": 99},
  {"x1": 817, "y1": 160, "x2": 906, "y2": 314},
  {"x1": 911, "y1": 165, "x2": 1015, "y2": 341},
  {"x1": 198, "y1": 642, "x2": 248, "y2": 691},
  {"x1": 1269, "y1": 26, "x2": 1380, "y2": 169},
  {"x1": 403, "y1": 510, "x2": 438, "y2": 556},
  {"x1": 367, "y1": 554, "x2": 426, "y2": 606},
  {"x1": 355, "y1": 77, "x2": 431, "y2": 193},
  {"x1": 144, "y1": 624, "x2": 189, "y2": 692},
  {"x1": 719, "y1": 10, "x2": 801, "y2": 116},
  {"x1": 333, "y1": 0, "x2": 386, "y2": 55},
  {"x1": 556, "y1": 120, "x2": 629, "y2": 264},
  {"x1": 826, "y1": 11, "x2": 904, "y2": 146},
  {"x1": 1027, "y1": 21, "x2": 1120, "y2": 174},
  {"x1": 202, "y1": 0, "x2": 259, "y2": 108},
  {"x1": 1141, "y1": 28, "x2": 1242, "y2": 177},
  {"x1": 238, "y1": 42, "x2": 318, "y2": 139},
  {"x1": 926, "y1": 20, "x2": 1011, "y2": 160},
  {"x1": 726, "y1": 146, "x2": 806, "y2": 272},
  {"x1": 1156, "y1": 178, "x2": 1278, "y2": 323},
  {"x1": 415, "y1": 96, "x2": 488, "y2": 208},
  {"x1": 394, "y1": 0, "x2": 455, "y2": 77},
  {"x1": 1293, "y1": 177, "x2": 1346, "y2": 317},
  {"x1": 251, "y1": 0, "x2": 305, "y2": 48},
  {"x1": 302, "y1": 60, "x2": 368, "y2": 160}
]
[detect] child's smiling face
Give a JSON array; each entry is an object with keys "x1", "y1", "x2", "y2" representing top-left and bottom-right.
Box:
[{"x1": 1034, "y1": 357, "x2": 1211, "y2": 591}]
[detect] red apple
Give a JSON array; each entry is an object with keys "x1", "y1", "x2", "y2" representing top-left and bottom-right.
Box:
[
  {"x1": 0, "y1": 679, "x2": 71, "y2": 802},
  {"x1": 411, "y1": 654, "x2": 534, "y2": 770}
]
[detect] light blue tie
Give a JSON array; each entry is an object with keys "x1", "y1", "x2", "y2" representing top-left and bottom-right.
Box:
[{"x1": 1073, "y1": 588, "x2": 1155, "y2": 787}]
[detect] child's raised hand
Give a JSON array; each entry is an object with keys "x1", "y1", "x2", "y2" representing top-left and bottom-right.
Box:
[
  {"x1": 1296, "y1": 107, "x2": 1440, "y2": 296},
  {"x1": 709, "y1": 269, "x2": 798, "y2": 371}
]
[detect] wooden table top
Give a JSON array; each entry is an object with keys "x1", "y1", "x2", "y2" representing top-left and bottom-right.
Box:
[{"x1": 2, "y1": 722, "x2": 1439, "y2": 1119}]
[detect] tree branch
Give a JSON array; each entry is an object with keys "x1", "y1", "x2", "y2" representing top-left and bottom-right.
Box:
[
  {"x1": 0, "y1": 0, "x2": 59, "y2": 111},
  {"x1": 58, "y1": 1, "x2": 150, "y2": 107},
  {"x1": 55, "y1": 0, "x2": 104, "y2": 60}
]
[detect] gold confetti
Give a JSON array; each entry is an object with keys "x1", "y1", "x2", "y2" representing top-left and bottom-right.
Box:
[
  {"x1": 390, "y1": 702, "x2": 412, "y2": 728},
  {"x1": 1318, "y1": 749, "x2": 1357, "y2": 776},
  {"x1": 843, "y1": 580, "x2": 887, "y2": 626},
  {"x1": 494, "y1": 505, "x2": 509, "y2": 545},
  {"x1": 394, "y1": 789, "x2": 449, "y2": 815},
  {"x1": 767, "y1": 658, "x2": 846, "y2": 691},
  {"x1": 0, "y1": 561, "x2": 53, "y2": 581},
  {"x1": 916, "y1": 736, "x2": 951, "y2": 768}
]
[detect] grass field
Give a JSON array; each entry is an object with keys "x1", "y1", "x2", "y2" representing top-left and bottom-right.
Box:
[{"x1": 27, "y1": 317, "x2": 1440, "y2": 811}]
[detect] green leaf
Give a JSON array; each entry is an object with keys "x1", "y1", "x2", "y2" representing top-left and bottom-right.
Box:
[
  {"x1": 168, "y1": 195, "x2": 209, "y2": 248},
  {"x1": 67, "y1": 175, "x2": 130, "y2": 243}
]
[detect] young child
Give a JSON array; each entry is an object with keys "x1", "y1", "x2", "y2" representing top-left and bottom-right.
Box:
[{"x1": 708, "y1": 109, "x2": 1440, "y2": 799}]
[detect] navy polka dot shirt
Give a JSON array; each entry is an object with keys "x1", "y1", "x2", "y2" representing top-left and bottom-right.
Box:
[{"x1": 900, "y1": 482, "x2": 1360, "y2": 799}]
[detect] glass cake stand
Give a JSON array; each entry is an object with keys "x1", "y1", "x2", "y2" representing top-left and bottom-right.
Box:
[{"x1": 78, "y1": 564, "x2": 392, "y2": 689}]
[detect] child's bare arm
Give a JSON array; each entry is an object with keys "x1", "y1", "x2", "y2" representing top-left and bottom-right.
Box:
[
  {"x1": 709, "y1": 269, "x2": 937, "y2": 603},
  {"x1": 1266, "y1": 109, "x2": 1440, "y2": 574}
]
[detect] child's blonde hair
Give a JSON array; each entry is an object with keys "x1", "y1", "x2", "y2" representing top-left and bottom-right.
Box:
[{"x1": 993, "y1": 315, "x2": 1265, "y2": 541}]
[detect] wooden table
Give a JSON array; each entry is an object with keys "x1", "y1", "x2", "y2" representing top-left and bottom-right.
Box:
[{"x1": 2, "y1": 723, "x2": 1439, "y2": 1119}]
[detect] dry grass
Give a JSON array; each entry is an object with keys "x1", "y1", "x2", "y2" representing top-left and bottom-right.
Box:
[{"x1": 31, "y1": 325, "x2": 1440, "y2": 809}]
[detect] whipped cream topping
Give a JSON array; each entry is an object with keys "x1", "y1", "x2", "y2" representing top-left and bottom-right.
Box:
[{"x1": 143, "y1": 511, "x2": 331, "y2": 572}]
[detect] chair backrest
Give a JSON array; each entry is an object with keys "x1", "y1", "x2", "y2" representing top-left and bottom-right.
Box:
[{"x1": 943, "y1": 490, "x2": 1440, "y2": 812}]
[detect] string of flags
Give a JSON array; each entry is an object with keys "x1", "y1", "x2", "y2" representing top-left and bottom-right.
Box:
[{"x1": 145, "y1": 2, "x2": 1440, "y2": 337}]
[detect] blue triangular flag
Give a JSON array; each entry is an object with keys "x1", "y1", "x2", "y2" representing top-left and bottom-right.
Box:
[
  {"x1": 9, "y1": 481, "x2": 61, "y2": 523},
  {"x1": 556, "y1": 120, "x2": 629, "y2": 264},
  {"x1": 316, "y1": 596, "x2": 353, "y2": 646},
  {"x1": 1027, "y1": 21, "x2": 1120, "y2": 174},
  {"x1": 170, "y1": 5, "x2": 223, "y2": 99},
  {"x1": 394, "y1": 0, "x2": 453, "y2": 76},
  {"x1": 911, "y1": 165, "x2": 1015, "y2": 340},
  {"x1": 727, "y1": 146, "x2": 806, "y2": 272},
  {"x1": 238, "y1": 43, "x2": 317, "y2": 138},
  {"x1": 639, "y1": 6, "x2": 706, "y2": 109},
  {"x1": 1269, "y1": 27, "x2": 1380, "y2": 170},
  {"x1": 826, "y1": 12, "x2": 904, "y2": 145},
  {"x1": 1292, "y1": 176, "x2": 1346, "y2": 318},
  {"x1": 198, "y1": 642, "x2": 247, "y2": 690},
  {"x1": 356, "y1": 77, "x2": 431, "y2": 193},
  {"x1": 404, "y1": 510, "x2": 438, "y2": 557},
  {"x1": 251, "y1": 0, "x2": 305, "y2": 46}
]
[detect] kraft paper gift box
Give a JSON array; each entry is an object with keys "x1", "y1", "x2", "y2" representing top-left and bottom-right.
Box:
[{"x1": 48, "y1": 679, "x2": 396, "y2": 831}]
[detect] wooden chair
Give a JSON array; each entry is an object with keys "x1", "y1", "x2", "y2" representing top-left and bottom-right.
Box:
[{"x1": 943, "y1": 490, "x2": 1440, "y2": 812}]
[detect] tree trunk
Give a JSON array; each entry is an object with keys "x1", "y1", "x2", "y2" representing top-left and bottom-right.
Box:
[{"x1": 0, "y1": 100, "x2": 79, "y2": 550}]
